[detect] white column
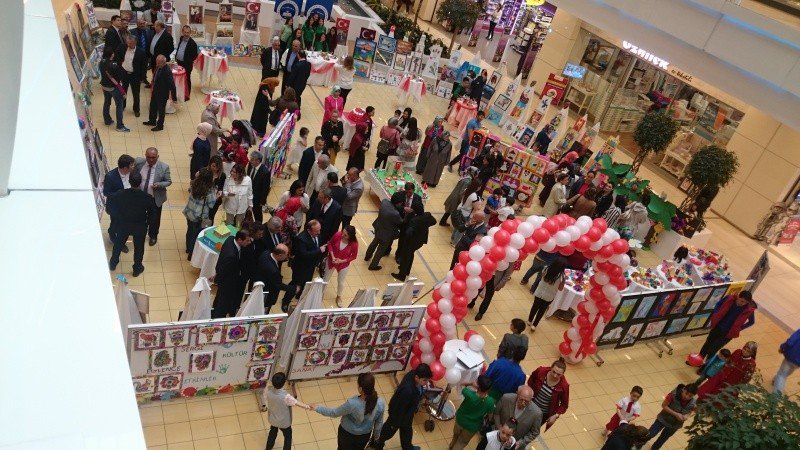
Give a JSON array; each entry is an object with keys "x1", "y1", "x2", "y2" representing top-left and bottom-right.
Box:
[{"x1": 0, "y1": 0, "x2": 23, "y2": 196}]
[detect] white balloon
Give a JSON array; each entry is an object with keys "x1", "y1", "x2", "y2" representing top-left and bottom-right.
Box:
[
  {"x1": 440, "y1": 350, "x2": 458, "y2": 369},
  {"x1": 446, "y1": 330, "x2": 458, "y2": 340},
  {"x1": 419, "y1": 321, "x2": 430, "y2": 336},
  {"x1": 487, "y1": 227, "x2": 499, "y2": 237},
  {"x1": 438, "y1": 298, "x2": 453, "y2": 314},
  {"x1": 496, "y1": 260, "x2": 510, "y2": 271},
  {"x1": 571, "y1": 316, "x2": 581, "y2": 328},
  {"x1": 564, "y1": 353, "x2": 582, "y2": 364},
  {"x1": 419, "y1": 338, "x2": 433, "y2": 353},
  {"x1": 466, "y1": 261, "x2": 482, "y2": 276},
  {"x1": 566, "y1": 225, "x2": 581, "y2": 241},
  {"x1": 593, "y1": 272, "x2": 610, "y2": 285},
  {"x1": 469, "y1": 245, "x2": 486, "y2": 261},
  {"x1": 445, "y1": 367, "x2": 463, "y2": 385},
  {"x1": 517, "y1": 222, "x2": 534, "y2": 238},
  {"x1": 609, "y1": 253, "x2": 625, "y2": 266},
  {"x1": 421, "y1": 352, "x2": 436, "y2": 364},
  {"x1": 527, "y1": 215, "x2": 546, "y2": 228},
  {"x1": 590, "y1": 240, "x2": 603, "y2": 251},
  {"x1": 570, "y1": 340, "x2": 582, "y2": 353},
  {"x1": 479, "y1": 236, "x2": 494, "y2": 251},
  {"x1": 585, "y1": 301, "x2": 599, "y2": 315},
  {"x1": 602, "y1": 284, "x2": 619, "y2": 299},
  {"x1": 468, "y1": 335, "x2": 485, "y2": 352},
  {"x1": 554, "y1": 231, "x2": 571, "y2": 247},
  {"x1": 466, "y1": 276, "x2": 483, "y2": 291},
  {"x1": 607, "y1": 229, "x2": 620, "y2": 241},
  {"x1": 620, "y1": 254, "x2": 631, "y2": 268},
  {"x1": 541, "y1": 239, "x2": 556, "y2": 252},
  {"x1": 608, "y1": 296, "x2": 621, "y2": 308},
  {"x1": 504, "y1": 247, "x2": 520, "y2": 263},
  {"x1": 593, "y1": 321, "x2": 606, "y2": 340},
  {"x1": 445, "y1": 271, "x2": 455, "y2": 282},
  {"x1": 601, "y1": 233, "x2": 614, "y2": 246},
  {"x1": 567, "y1": 327, "x2": 581, "y2": 341},
  {"x1": 440, "y1": 313, "x2": 456, "y2": 330},
  {"x1": 509, "y1": 233, "x2": 525, "y2": 249},
  {"x1": 576, "y1": 216, "x2": 592, "y2": 233},
  {"x1": 439, "y1": 283, "x2": 452, "y2": 299},
  {"x1": 466, "y1": 288, "x2": 479, "y2": 299},
  {"x1": 607, "y1": 291, "x2": 621, "y2": 303}
]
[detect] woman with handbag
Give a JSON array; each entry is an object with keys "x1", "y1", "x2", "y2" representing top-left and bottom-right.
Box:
[
  {"x1": 183, "y1": 168, "x2": 216, "y2": 260},
  {"x1": 565, "y1": 186, "x2": 598, "y2": 219},
  {"x1": 222, "y1": 164, "x2": 253, "y2": 227},
  {"x1": 542, "y1": 173, "x2": 570, "y2": 217},
  {"x1": 207, "y1": 155, "x2": 226, "y2": 224},
  {"x1": 374, "y1": 117, "x2": 401, "y2": 169},
  {"x1": 396, "y1": 117, "x2": 420, "y2": 171}
]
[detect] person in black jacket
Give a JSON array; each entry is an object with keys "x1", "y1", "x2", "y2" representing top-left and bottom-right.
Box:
[
  {"x1": 287, "y1": 50, "x2": 311, "y2": 108},
  {"x1": 148, "y1": 21, "x2": 174, "y2": 70},
  {"x1": 469, "y1": 69, "x2": 487, "y2": 102},
  {"x1": 602, "y1": 423, "x2": 650, "y2": 450},
  {"x1": 143, "y1": 55, "x2": 176, "y2": 131},
  {"x1": 211, "y1": 229, "x2": 253, "y2": 318},
  {"x1": 108, "y1": 171, "x2": 157, "y2": 276},
  {"x1": 104, "y1": 15, "x2": 126, "y2": 54},
  {"x1": 389, "y1": 182, "x2": 424, "y2": 257},
  {"x1": 115, "y1": 35, "x2": 148, "y2": 117},
  {"x1": 320, "y1": 110, "x2": 344, "y2": 159},
  {"x1": 246, "y1": 151, "x2": 272, "y2": 223},
  {"x1": 373, "y1": 364, "x2": 433, "y2": 450},
  {"x1": 103, "y1": 154, "x2": 136, "y2": 253},
  {"x1": 100, "y1": 47, "x2": 129, "y2": 132},
  {"x1": 594, "y1": 182, "x2": 615, "y2": 218},
  {"x1": 306, "y1": 189, "x2": 343, "y2": 246},
  {"x1": 393, "y1": 212, "x2": 436, "y2": 281},
  {"x1": 174, "y1": 25, "x2": 199, "y2": 98},
  {"x1": 254, "y1": 244, "x2": 294, "y2": 313},
  {"x1": 261, "y1": 37, "x2": 283, "y2": 80},
  {"x1": 326, "y1": 172, "x2": 347, "y2": 207},
  {"x1": 297, "y1": 136, "x2": 327, "y2": 187},
  {"x1": 281, "y1": 220, "x2": 323, "y2": 311}
]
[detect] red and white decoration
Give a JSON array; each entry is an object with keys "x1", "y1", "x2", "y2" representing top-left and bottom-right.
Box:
[
  {"x1": 411, "y1": 214, "x2": 630, "y2": 379},
  {"x1": 203, "y1": 91, "x2": 243, "y2": 122},
  {"x1": 194, "y1": 48, "x2": 230, "y2": 86},
  {"x1": 397, "y1": 75, "x2": 427, "y2": 106}
]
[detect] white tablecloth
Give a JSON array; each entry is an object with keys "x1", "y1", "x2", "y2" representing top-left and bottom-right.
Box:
[
  {"x1": 190, "y1": 227, "x2": 220, "y2": 278},
  {"x1": 307, "y1": 53, "x2": 339, "y2": 87},
  {"x1": 239, "y1": 27, "x2": 261, "y2": 46},
  {"x1": 194, "y1": 49, "x2": 229, "y2": 86},
  {"x1": 204, "y1": 90, "x2": 243, "y2": 122},
  {"x1": 546, "y1": 284, "x2": 584, "y2": 318},
  {"x1": 443, "y1": 339, "x2": 484, "y2": 385},
  {"x1": 397, "y1": 75, "x2": 426, "y2": 106}
]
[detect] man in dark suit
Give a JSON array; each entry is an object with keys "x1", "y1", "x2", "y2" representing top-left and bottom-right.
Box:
[
  {"x1": 211, "y1": 229, "x2": 254, "y2": 318},
  {"x1": 286, "y1": 50, "x2": 311, "y2": 108},
  {"x1": 242, "y1": 222, "x2": 266, "y2": 290},
  {"x1": 306, "y1": 189, "x2": 342, "y2": 246},
  {"x1": 148, "y1": 21, "x2": 174, "y2": 70},
  {"x1": 297, "y1": 136, "x2": 326, "y2": 187},
  {"x1": 389, "y1": 182, "x2": 424, "y2": 257},
  {"x1": 104, "y1": 15, "x2": 126, "y2": 54},
  {"x1": 103, "y1": 154, "x2": 136, "y2": 253},
  {"x1": 262, "y1": 217, "x2": 287, "y2": 255},
  {"x1": 393, "y1": 212, "x2": 437, "y2": 281},
  {"x1": 108, "y1": 171, "x2": 157, "y2": 277},
  {"x1": 281, "y1": 220, "x2": 323, "y2": 312},
  {"x1": 280, "y1": 39, "x2": 301, "y2": 94},
  {"x1": 247, "y1": 150, "x2": 272, "y2": 223},
  {"x1": 115, "y1": 36, "x2": 148, "y2": 117},
  {"x1": 365, "y1": 198, "x2": 403, "y2": 271},
  {"x1": 261, "y1": 37, "x2": 282, "y2": 80},
  {"x1": 143, "y1": 55, "x2": 176, "y2": 131},
  {"x1": 450, "y1": 211, "x2": 487, "y2": 269},
  {"x1": 174, "y1": 25, "x2": 199, "y2": 98},
  {"x1": 254, "y1": 244, "x2": 294, "y2": 313},
  {"x1": 327, "y1": 172, "x2": 347, "y2": 206},
  {"x1": 131, "y1": 19, "x2": 154, "y2": 86}
]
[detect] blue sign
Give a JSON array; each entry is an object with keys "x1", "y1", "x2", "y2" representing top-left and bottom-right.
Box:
[
  {"x1": 274, "y1": 0, "x2": 302, "y2": 18},
  {"x1": 304, "y1": 0, "x2": 334, "y2": 20}
]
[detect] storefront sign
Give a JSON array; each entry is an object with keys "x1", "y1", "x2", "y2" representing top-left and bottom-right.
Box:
[{"x1": 622, "y1": 41, "x2": 669, "y2": 70}]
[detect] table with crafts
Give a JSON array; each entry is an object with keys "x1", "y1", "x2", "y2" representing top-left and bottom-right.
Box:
[
  {"x1": 307, "y1": 52, "x2": 339, "y2": 87},
  {"x1": 204, "y1": 90, "x2": 243, "y2": 122},
  {"x1": 546, "y1": 269, "x2": 591, "y2": 318},
  {"x1": 366, "y1": 167, "x2": 425, "y2": 201},
  {"x1": 397, "y1": 75, "x2": 426, "y2": 106},
  {"x1": 194, "y1": 48, "x2": 229, "y2": 92},
  {"x1": 165, "y1": 64, "x2": 188, "y2": 114},
  {"x1": 340, "y1": 108, "x2": 373, "y2": 151},
  {"x1": 447, "y1": 97, "x2": 478, "y2": 137},
  {"x1": 190, "y1": 224, "x2": 238, "y2": 278}
]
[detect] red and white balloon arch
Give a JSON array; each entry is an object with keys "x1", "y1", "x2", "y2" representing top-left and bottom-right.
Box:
[{"x1": 410, "y1": 214, "x2": 630, "y2": 382}]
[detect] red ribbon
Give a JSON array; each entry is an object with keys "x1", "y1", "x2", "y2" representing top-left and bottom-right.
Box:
[{"x1": 400, "y1": 77, "x2": 411, "y2": 92}]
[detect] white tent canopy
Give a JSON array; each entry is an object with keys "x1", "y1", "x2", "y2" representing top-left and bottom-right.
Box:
[
  {"x1": 182, "y1": 277, "x2": 212, "y2": 322},
  {"x1": 237, "y1": 282, "x2": 266, "y2": 317},
  {"x1": 114, "y1": 275, "x2": 142, "y2": 353}
]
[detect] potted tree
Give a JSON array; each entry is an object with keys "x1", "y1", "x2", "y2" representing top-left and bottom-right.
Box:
[
  {"x1": 680, "y1": 145, "x2": 739, "y2": 212},
  {"x1": 631, "y1": 111, "x2": 679, "y2": 173},
  {"x1": 435, "y1": 0, "x2": 482, "y2": 53}
]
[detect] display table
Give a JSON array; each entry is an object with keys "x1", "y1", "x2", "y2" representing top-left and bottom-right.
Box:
[
  {"x1": 685, "y1": 248, "x2": 733, "y2": 285},
  {"x1": 655, "y1": 261, "x2": 699, "y2": 288},
  {"x1": 442, "y1": 339, "x2": 484, "y2": 385},
  {"x1": 397, "y1": 75, "x2": 426, "y2": 106},
  {"x1": 204, "y1": 90, "x2": 243, "y2": 122},
  {"x1": 447, "y1": 98, "x2": 478, "y2": 137},
  {"x1": 340, "y1": 108, "x2": 372, "y2": 152},
  {"x1": 650, "y1": 228, "x2": 713, "y2": 259},
  {"x1": 194, "y1": 48, "x2": 229, "y2": 92},
  {"x1": 239, "y1": 27, "x2": 261, "y2": 46},
  {"x1": 190, "y1": 225, "x2": 238, "y2": 278},
  {"x1": 165, "y1": 64, "x2": 188, "y2": 114},
  {"x1": 366, "y1": 168, "x2": 425, "y2": 201},
  {"x1": 307, "y1": 53, "x2": 339, "y2": 87},
  {"x1": 624, "y1": 266, "x2": 664, "y2": 292},
  {"x1": 546, "y1": 269, "x2": 590, "y2": 318}
]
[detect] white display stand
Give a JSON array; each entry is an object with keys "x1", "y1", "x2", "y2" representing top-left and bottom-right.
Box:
[
  {"x1": 239, "y1": 27, "x2": 261, "y2": 46},
  {"x1": 650, "y1": 228, "x2": 714, "y2": 260}
]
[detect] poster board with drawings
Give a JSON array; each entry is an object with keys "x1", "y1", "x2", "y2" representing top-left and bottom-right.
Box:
[
  {"x1": 127, "y1": 314, "x2": 286, "y2": 403},
  {"x1": 287, "y1": 305, "x2": 426, "y2": 381}
]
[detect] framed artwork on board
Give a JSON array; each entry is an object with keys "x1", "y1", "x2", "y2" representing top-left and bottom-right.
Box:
[
  {"x1": 724, "y1": 281, "x2": 747, "y2": 298},
  {"x1": 612, "y1": 296, "x2": 640, "y2": 323},
  {"x1": 487, "y1": 107, "x2": 503, "y2": 125},
  {"x1": 617, "y1": 322, "x2": 645, "y2": 348},
  {"x1": 632, "y1": 294, "x2": 657, "y2": 320},
  {"x1": 598, "y1": 324, "x2": 625, "y2": 347},
  {"x1": 705, "y1": 286, "x2": 728, "y2": 310},
  {"x1": 665, "y1": 317, "x2": 690, "y2": 335},
  {"x1": 487, "y1": 70, "x2": 502, "y2": 88},
  {"x1": 685, "y1": 301, "x2": 703, "y2": 316},
  {"x1": 188, "y1": 5, "x2": 204, "y2": 24},
  {"x1": 639, "y1": 319, "x2": 668, "y2": 340},
  {"x1": 668, "y1": 290, "x2": 696, "y2": 315},
  {"x1": 650, "y1": 292, "x2": 678, "y2": 318},
  {"x1": 353, "y1": 60, "x2": 371, "y2": 78},
  {"x1": 685, "y1": 313, "x2": 712, "y2": 331}
]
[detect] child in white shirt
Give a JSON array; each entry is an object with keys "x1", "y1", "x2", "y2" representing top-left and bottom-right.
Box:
[
  {"x1": 484, "y1": 422, "x2": 516, "y2": 450},
  {"x1": 285, "y1": 127, "x2": 308, "y2": 175},
  {"x1": 603, "y1": 385, "x2": 643, "y2": 436}
]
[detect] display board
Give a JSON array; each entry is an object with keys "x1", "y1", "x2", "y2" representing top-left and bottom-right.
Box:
[
  {"x1": 260, "y1": 110, "x2": 297, "y2": 177},
  {"x1": 596, "y1": 282, "x2": 746, "y2": 350},
  {"x1": 127, "y1": 314, "x2": 286, "y2": 402},
  {"x1": 287, "y1": 305, "x2": 426, "y2": 381}
]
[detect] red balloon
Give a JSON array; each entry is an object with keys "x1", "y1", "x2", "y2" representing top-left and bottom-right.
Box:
[
  {"x1": 480, "y1": 270, "x2": 494, "y2": 282},
  {"x1": 494, "y1": 230, "x2": 511, "y2": 246},
  {"x1": 608, "y1": 265, "x2": 623, "y2": 278},
  {"x1": 584, "y1": 342, "x2": 598, "y2": 355},
  {"x1": 463, "y1": 330, "x2": 478, "y2": 342},
  {"x1": 589, "y1": 287, "x2": 605, "y2": 302},
  {"x1": 523, "y1": 237, "x2": 539, "y2": 253},
  {"x1": 409, "y1": 355, "x2": 421, "y2": 369},
  {"x1": 566, "y1": 216, "x2": 577, "y2": 226},
  {"x1": 454, "y1": 310, "x2": 467, "y2": 322},
  {"x1": 412, "y1": 343, "x2": 422, "y2": 356},
  {"x1": 602, "y1": 309, "x2": 615, "y2": 322},
  {"x1": 612, "y1": 238, "x2": 629, "y2": 254},
  {"x1": 426, "y1": 318, "x2": 441, "y2": 334},
  {"x1": 532, "y1": 228, "x2": 551, "y2": 244},
  {"x1": 451, "y1": 280, "x2": 467, "y2": 295},
  {"x1": 586, "y1": 227, "x2": 602, "y2": 242},
  {"x1": 426, "y1": 302, "x2": 441, "y2": 319},
  {"x1": 563, "y1": 330, "x2": 572, "y2": 343},
  {"x1": 481, "y1": 257, "x2": 497, "y2": 273},
  {"x1": 432, "y1": 289, "x2": 442, "y2": 302},
  {"x1": 453, "y1": 264, "x2": 468, "y2": 280},
  {"x1": 452, "y1": 295, "x2": 468, "y2": 308},
  {"x1": 614, "y1": 278, "x2": 628, "y2": 291},
  {"x1": 593, "y1": 218, "x2": 608, "y2": 233},
  {"x1": 573, "y1": 236, "x2": 591, "y2": 252},
  {"x1": 577, "y1": 301, "x2": 589, "y2": 316},
  {"x1": 518, "y1": 250, "x2": 529, "y2": 261},
  {"x1": 543, "y1": 219, "x2": 559, "y2": 234},
  {"x1": 558, "y1": 244, "x2": 575, "y2": 256},
  {"x1": 580, "y1": 327, "x2": 592, "y2": 339},
  {"x1": 583, "y1": 249, "x2": 597, "y2": 259},
  {"x1": 559, "y1": 342, "x2": 572, "y2": 355},
  {"x1": 430, "y1": 332, "x2": 446, "y2": 348},
  {"x1": 597, "y1": 299, "x2": 611, "y2": 311},
  {"x1": 555, "y1": 214, "x2": 569, "y2": 228},
  {"x1": 430, "y1": 361, "x2": 446, "y2": 381},
  {"x1": 577, "y1": 315, "x2": 590, "y2": 328},
  {"x1": 597, "y1": 261, "x2": 613, "y2": 273},
  {"x1": 501, "y1": 220, "x2": 518, "y2": 233},
  {"x1": 599, "y1": 245, "x2": 614, "y2": 259},
  {"x1": 489, "y1": 246, "x2": 506, "y2": 262},
  {"x1": 459, "y1": 251, "x2": 471, "y2": 266}
]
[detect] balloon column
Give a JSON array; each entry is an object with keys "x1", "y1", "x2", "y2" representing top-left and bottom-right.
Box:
[{"x1": 409, "y1": 214, "x2": 630, "y2": 377}]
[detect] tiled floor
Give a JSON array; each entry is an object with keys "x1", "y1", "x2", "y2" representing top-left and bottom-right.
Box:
[{"x1": 95, "y1": 53, "x2": 798, "y2": 449}]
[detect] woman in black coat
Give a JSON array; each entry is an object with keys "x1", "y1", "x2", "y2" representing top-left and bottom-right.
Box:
[{"x1": 250, "y1": 77, "x2": 280, "y2": 136}]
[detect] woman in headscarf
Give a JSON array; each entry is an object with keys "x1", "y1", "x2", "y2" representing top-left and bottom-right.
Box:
[
  {"x1": 698, "y1": 341, "x2": 757, "y2": 402},
  {"x1": 422, "y1": 130, "x2": 452, "y2": 187},
  {"x1": 538, "y1": 151, "x2": 579, "y2": 207},
  {"x1": 190, "y1": 123, "x2": 213, "y2": 180},
  {"x1": 415, "y1": 116, "x2": 444, "y2": 175},
  {"x1": 347, "y1": 122, "x2": 368, "y2": 171},
  {"x1": 322, "y1": 85, "x2": 344, "y2": 125},
  {"x1": 250, "y1": 77, "x2": 280, "y2": 136}
]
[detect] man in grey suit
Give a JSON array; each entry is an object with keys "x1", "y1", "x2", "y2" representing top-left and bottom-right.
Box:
[
  {"x1": 134, "y1": 147, "x2": 172, "y2": 246},
  {"x1": 341, "y1": 168, "x2": 364, "y2": 229},
  {"x1": 364, "y1": 198, "x2": 403, "y2": 271},
  {"x1": 481, "y1": 386, "x2": 541, "y2": 450}
]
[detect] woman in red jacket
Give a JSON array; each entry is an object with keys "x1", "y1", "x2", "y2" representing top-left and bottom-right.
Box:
[
  {"x1": 322, "y1": 225, "x2": 359, "y2": 307},
  {"x1": 527, "y1": 357, "x2": 570, "y2": 430},
  {"x1": 697, "y1": 341, "x2": 757, "y2": 402}
]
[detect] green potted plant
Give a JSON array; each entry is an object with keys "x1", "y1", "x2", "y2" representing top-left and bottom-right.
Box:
[
  {"x1": 680, "y1": 144, "x2": 739, "y2": 212},
  {"x1": 631, "y1": 111, "x2": 679, "y2": 173},
  {"x1": 686, "y1": 377, "x2": 800, "y2": 449},
  {"x1": 434, "y1": 0, "x2": 482, "y2": 53}
]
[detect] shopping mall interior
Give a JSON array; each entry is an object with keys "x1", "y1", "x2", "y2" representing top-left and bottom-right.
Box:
[{"x1": 3, "y1": 0, "x2": 800, "y2": 449}]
